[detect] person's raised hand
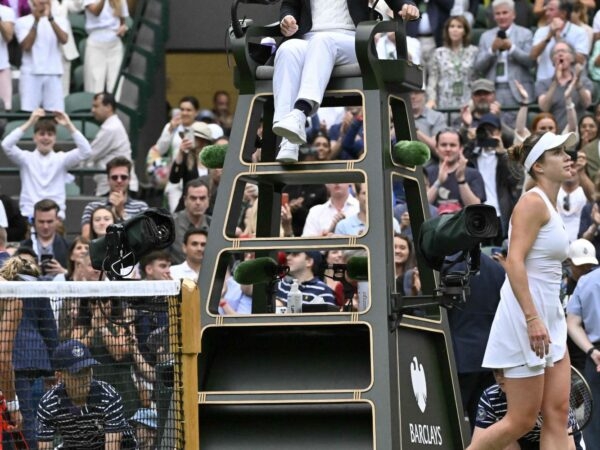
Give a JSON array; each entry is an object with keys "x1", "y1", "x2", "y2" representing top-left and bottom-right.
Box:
[
  {"x1": 53, "y1": 111, "x2": 72, "y2": 128},
  {"x1": 514, "y1": 80, "x2": 529, "y2": 103},
  {"x1": 490, "y1": 101, "x2": 501, "y2": 115},
  {"x1": 280, "y1": 15, "x2": 298, "y2": 37}
]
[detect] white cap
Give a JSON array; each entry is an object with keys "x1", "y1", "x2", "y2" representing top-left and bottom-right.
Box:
[
  {"x1": 568, "y1": 239, "x2": 598, "y2": 266},
  {"x1": 208, "y1": 123, "x2": 224, "y2": 140},
  {"x1": 523, "y1": 132, "x2": 577, "y2": 172}
]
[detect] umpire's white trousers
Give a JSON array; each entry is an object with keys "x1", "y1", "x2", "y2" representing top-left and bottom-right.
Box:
[{"x1": 272, "y1": 30, "x2": 356, "y2": 123}]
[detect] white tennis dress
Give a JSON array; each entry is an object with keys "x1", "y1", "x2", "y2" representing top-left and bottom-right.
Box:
[{"x1": 483, "y1": 187, "x2": 569, "y2": 370}]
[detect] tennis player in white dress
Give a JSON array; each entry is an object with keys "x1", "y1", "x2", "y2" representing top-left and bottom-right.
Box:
[{"x1": 468, "y1": 131, "x2": 577, "y2": 450}]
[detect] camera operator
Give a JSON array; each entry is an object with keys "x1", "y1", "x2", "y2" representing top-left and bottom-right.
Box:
[{"x1": 465, "y1": 114, "x2": 523, "y2": 245}]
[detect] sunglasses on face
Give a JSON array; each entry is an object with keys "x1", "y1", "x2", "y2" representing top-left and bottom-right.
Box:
[
  {"x1": 563, "y1": 193, "x2": 570, "y2": 212},
  {"x1": 110, "y1": 174, "x2": 129, "y2": 181}
]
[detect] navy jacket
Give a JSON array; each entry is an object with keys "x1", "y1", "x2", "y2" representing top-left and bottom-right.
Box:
[
  {"x1": 21, "y1": 233, "x2": 70, "y2": 269},
  {"x1": 280, "y1": 0, "x2": 416, "y2": 37},
  {"x1": 446, "y1": 254, "x2": 505, "y2": 373},
  {"x1": 13, "y1": 297, "x2": 58, "y2": 372}
]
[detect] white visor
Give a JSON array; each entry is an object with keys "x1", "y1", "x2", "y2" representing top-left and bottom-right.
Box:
[{"x1": 523, "y1": 132, "x2": 577, "y2": 172}]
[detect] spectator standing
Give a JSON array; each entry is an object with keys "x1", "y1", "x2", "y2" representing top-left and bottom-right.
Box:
[
  {"x1": 15, "y1": 0, "x2": 69, "y2": 112},
  {"x1": 536, "y1": 41, "x2": 592, "y2": 132},
  {"x1": 83, "y1": 0, "x2": 128, "y2": 94},
  {"x1": 1, "y1": 109, "x2": 92, "y2": 220},
  {"x1": 51, "y1": 0, "x2": 79, "y2": 95},
  {"x1": 0, "y1": 3, "x2": 14, "y2": 109},
  {"x1": 530, "y1": 0, "x2": 590, "y2": 82},
  {"x1": 557, "y1": 152, "x2": 589, "y2": 243},
  {"x1": 87, "y1": 92, "x2": 138, "y2": 196},
  {"x1": 151, "y1": 96, "x2": 200, "y2": 212},
  {"x1": 563, "y1": 239, "x2": 598, "y2": 373},
  {"x1": 80, "y1": 156, "x2": 148, "y2": 240},
  {"x1": 426, "y1": 16, "x2": 477, "y2": 113},
  {"x1": 168, "y1": 121, "x2": 214, "y2": 207},
  {"x1": 405, "y1": 0, "x2": 456, "y2": 67},
  {"x1": 473, "y1": 0, "x2": 534, "y2": 128},
  {"x1": 567, "y1": 264, "x2": 600, "y2": 449},
  {"x1": 465, "y1": 114, "x2": 522, "y2": 243}
]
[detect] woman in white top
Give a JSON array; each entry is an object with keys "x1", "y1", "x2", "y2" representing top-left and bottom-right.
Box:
[
  {"x1": 468, "y1": 131, "x2": 576, "y2": 449},
  {"x1": 83, "y1": 0, "x2": 128, "y2": 94},
  {"x1": 52, "y1": 0, "x2": 80, "y2": 95}
]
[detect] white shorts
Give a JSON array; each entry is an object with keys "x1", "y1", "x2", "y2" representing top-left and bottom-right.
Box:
[
  {"x1": 503, "y1": 353, "x2": 558, "y2": 378},
  {"x1": 20, "y1": 73, "x2": 64, "y2": 112},
  {"x1": 503, "y1": 362, "x2": 546, "y2": 378}
]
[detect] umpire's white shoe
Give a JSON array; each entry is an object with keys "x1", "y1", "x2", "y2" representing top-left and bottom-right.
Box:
[
  {"x1": 272, "y1": 109, "x2": 307, "y2": 144},
  {"x1": 275, "y1": 138, "x2": 299, "y2": 163}
]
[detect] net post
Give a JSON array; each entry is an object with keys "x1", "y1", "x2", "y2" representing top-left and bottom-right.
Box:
[{"x1": 174, "y1": 279, "x2": 201, "y2": 448}]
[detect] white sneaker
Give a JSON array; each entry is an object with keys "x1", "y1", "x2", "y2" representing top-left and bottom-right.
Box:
[
  {"x1": 276, "y1": 138, "x2": 299, "y2": 163},
  {"x1": 272, "y1": 109, "x2": 307, "y2": 144}
]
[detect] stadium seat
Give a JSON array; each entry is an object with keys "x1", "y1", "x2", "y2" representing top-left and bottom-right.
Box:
[
  {"x1": 72, "y1": 65, "x2": 84, "y2": 92},
  {"x1": 3, "y1": 120, "x2": 32, "y2": 139},
  {"x1": 470, "y1": 28, "x2": 486, "y2": 47},
  {"x1": 65, "y1": 92, "x2": 94, "y2": 114},
  {"x1": 78, "y1": 37, "x2": 86, "y2": 64}
]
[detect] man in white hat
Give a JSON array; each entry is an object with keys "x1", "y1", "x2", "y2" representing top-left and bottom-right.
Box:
[{"x1": 566, "y1": 238, "x2": 600, "y2": 448}]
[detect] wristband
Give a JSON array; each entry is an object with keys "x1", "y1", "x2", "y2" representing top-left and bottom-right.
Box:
[
  {"x1": 526, "y1": 315, "x2": 538, "y2": 324},
  {"x1": 587, "y1": 346, "x2": 596, "y2": 357},
  {"x1": 565, "y1": 103, "x2": 575, "y2": 110},
  {"x1": 457, "y1": 179, "x2": 467, "y2": 185},
  {"x1": 432, "y1": 180, "x2": 441, "y2": 189},
  {"x1": 6, "y1": 396, "x2": 19, "y2": 412},
  {"x1": 219, "y1": 300, "x2": 227, "y2": 307},
  {"x1": 48, "y1": 15, "x2": 54, "y2": 22}
]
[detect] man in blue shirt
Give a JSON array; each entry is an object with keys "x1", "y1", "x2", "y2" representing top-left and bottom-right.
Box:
[{"x1": 275, "y1": 251, "x2": 336, "y2": 310}]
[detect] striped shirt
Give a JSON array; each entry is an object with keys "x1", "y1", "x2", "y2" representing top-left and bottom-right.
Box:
[
  {"x1": 476, "y1": 384, "x2": 581, "y2": 448},
  {"x1": 37, "y1": 379, "x2": 133, "y2": 449},
  {"x1": 276, "y1": 276, "x2": 336, "y2": 306},
  {"x1": 80, "y1": 197, "x2": 149, "y2": 226}
]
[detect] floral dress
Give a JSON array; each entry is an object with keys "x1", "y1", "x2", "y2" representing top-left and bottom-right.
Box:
[{"x1": 426, "y1": 45, "x2": 478, "y2": 110}]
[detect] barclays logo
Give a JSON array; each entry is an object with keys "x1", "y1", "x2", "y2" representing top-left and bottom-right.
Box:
[{"x1": 410, "y1": 356, "x2": 427, "y2": 413}]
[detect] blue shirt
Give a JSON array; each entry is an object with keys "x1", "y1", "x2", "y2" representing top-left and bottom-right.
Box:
[{"x1": 566, "y1": 268, "x2": 600, "y2": 343}]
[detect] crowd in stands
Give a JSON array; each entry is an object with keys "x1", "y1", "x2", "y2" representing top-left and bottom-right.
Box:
[{"x1": 4, "y1": 0, "x2": 600, "y2": 447}]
